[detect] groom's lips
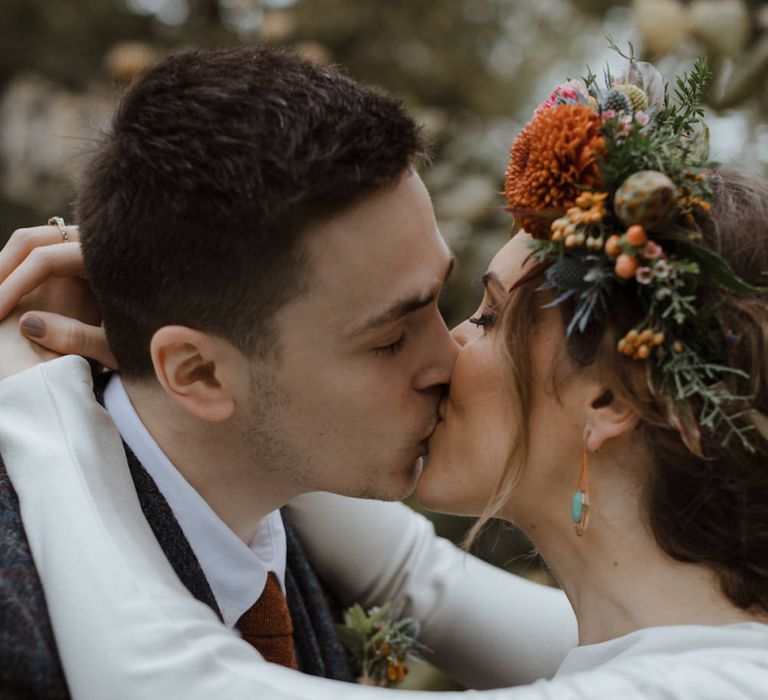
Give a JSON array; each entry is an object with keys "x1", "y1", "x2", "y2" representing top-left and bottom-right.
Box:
[
  {"x1": 418, "y1": 412, "x2": 442, "y2": 456},
  {"x1": 425, "y1": 413, "x2": 441, "y2": 437}
]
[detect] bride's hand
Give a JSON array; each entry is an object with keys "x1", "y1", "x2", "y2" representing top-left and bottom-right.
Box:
[{"x1": 0, "y1": 224, "x2": 117, "y2": 369}]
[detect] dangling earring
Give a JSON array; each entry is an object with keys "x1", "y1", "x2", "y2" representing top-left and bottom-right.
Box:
[{"x1": 571, "y1": 442, "x2": 590, "y2": 537}]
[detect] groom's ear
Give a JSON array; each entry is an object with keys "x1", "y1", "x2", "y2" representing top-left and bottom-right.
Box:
[{"x1": 150, "y1": 326, "x2": 243, "y2": 422}]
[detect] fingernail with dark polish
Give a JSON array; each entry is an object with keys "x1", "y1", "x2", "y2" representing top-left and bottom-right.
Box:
[{"x1": 21, "y1": 316, "x2": 46, "y2": 338}]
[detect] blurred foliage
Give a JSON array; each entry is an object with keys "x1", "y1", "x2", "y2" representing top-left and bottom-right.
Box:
[
  {"x1": 2, "y1": 0, "x2": 151, "y2": 90},
  {"x1": 631, "y1": 0, "x2": 768, "y2": 110}
]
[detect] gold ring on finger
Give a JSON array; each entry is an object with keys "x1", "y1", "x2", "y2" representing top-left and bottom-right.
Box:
[{"x1": 48, "y1": 216, "x2": 69, "y2": 242}]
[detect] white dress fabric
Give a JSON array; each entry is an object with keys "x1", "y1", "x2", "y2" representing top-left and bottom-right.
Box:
[{"x1": 0, "y1": 356, "x2": 766, "y2": 700}]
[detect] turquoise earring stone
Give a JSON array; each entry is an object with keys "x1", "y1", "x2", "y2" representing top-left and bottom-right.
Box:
[{"x1": 571, "y1": 490, "x2": 585, "y2": 524}]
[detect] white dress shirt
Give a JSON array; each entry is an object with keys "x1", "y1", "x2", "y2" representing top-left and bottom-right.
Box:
[{"x1": 103, "y1": 373, "x2": 286, "y2": 629}]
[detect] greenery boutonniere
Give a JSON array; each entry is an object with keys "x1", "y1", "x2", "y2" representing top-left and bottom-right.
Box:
[{"x1": 336, "y1": 603, "x2": 426, "y2": 687}]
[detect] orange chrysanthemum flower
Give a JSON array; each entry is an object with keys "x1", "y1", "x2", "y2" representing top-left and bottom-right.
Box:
[{"x1": 504, "y1": 104, "x2": 606, "y2": 238}]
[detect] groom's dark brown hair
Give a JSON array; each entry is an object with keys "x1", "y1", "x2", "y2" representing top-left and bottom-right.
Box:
[{"x1": 77, "y1": 47, "x2": 426, "y2": 378}]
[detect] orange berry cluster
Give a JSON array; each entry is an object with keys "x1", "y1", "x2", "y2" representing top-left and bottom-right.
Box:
[
  {"x1": 376, "y1": 641, "x2": 409, "y2": 684},
  {"x1": 617, "y1": 328, "x2": 665, "y2": 360},
  {"x1": 678, "y1": 192, "x2": 712, "y2": 223},
  {"x1": 604, "y1": 224, "x2": 653, "y2": 279},
  {"x1": 386, "y1": 661, "x2": 408, "y2": 683},
  {"x1": 678, "y1": 172, "x2": 712, "y2": 223},
  {"x1": 550, "y1": 191, "x2": 608, "y2": 249},
  {"x1": 571, "y1": 191, "x2": 608, "y2": 222}
]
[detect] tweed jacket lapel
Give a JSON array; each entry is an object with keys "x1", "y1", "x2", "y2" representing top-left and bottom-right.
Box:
[
  {"x1": 283, "y1": 517, "x2": 354, "y2": 681},
  {"x1": 123, "y1": 444, "x2": 223, "y2": 617}
]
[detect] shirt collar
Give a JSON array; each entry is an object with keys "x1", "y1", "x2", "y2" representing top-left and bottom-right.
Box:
[{"x1": 104, "y1": 374, "x2": 286, "y2": 629}]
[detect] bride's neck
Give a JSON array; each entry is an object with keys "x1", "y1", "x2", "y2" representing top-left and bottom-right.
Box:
[{"x1": 518, "y1": 496, "x2": 763, "y2": 647}]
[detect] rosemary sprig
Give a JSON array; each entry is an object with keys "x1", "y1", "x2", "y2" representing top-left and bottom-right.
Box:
[
  {"x1": 655, "y1": 347, "x2": 755, "y2": 453},
  {"x1": 657, "y1": 58, "x2": 711, "y2": 136}
]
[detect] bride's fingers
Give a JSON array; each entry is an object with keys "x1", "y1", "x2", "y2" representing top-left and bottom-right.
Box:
[
  {"x1": 0, "y1": 225, "x2": 81, "y2": 283},
  {"x1": 0, "y1": 242, "x2": 87, "y2": 320},
  {"x1": 19, "y1": 311, "x2": 117, "y2": 370}
]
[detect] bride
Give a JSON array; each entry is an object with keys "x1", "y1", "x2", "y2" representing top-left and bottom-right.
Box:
[{"x1": 1, "y1": 59, "x2": 767, "y2": 699}]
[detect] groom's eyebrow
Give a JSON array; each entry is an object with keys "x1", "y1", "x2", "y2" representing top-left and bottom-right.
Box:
[{"x1": 348, "y1": 256, "x2": 455, "y2": 337}]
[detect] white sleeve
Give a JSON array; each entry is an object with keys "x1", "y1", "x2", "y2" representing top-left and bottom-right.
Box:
[
  {"x1": 285, "y1": 493, "x2": 577, "y2": 688},
  {"x1": 1, "y1": 356, "x2": 764, "y2": 700}
]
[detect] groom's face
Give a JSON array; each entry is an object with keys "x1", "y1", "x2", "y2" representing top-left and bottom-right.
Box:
[{"x1": 240, "y1": 171, "x2": 457, "y2": 500}]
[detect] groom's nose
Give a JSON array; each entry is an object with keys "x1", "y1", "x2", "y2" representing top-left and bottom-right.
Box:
[{"x1": 413, "y1": 315, "x2": 459, "y2": 391}]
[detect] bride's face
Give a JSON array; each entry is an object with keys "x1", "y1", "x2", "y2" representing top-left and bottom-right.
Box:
[{"x1": 417, "y1": 233, "x2": 533, "y2": 515}]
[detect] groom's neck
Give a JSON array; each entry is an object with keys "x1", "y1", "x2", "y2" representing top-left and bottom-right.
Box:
[{"x1": 122, "y1": 377, "x2": 298, "y2": 544}]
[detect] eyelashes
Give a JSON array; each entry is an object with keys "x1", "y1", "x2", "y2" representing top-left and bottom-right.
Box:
[
  {"x1": 373, "y1": 333, "x2": 407, "y2": 357},
  {"x1": 469, "y1": 311, "x2": 498, "y2": 329}
]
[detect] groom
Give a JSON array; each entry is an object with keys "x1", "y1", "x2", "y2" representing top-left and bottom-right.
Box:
[{"x1": 0, "y1": 46, "x2": 458, "y2": 698}]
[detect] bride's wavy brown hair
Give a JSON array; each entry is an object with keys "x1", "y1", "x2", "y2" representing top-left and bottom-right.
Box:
[{"x1": 469, "y1": 168, "x2": 768, "y2": 614}]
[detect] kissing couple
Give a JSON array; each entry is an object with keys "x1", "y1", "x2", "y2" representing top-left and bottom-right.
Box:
[{"x1": 0, "y1": 46, "x2": 766, "y2": 700}]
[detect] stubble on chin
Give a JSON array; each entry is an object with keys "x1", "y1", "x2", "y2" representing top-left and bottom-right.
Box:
[{"x1": 354, "y1": 457, "x2": 423, "y2": 503}]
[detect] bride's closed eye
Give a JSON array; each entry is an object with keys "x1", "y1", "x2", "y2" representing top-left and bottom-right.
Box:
[
  {"x1": 469, "y1": 307, "x2": 498, "y2": 331},
  {"x1": 467, "y1": 268, "x2": 506, "y2": 333}
]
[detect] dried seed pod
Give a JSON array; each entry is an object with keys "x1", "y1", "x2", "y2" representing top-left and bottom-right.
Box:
[{"x1": 614, "y1": 170, "x2": 678, "y2": 231}]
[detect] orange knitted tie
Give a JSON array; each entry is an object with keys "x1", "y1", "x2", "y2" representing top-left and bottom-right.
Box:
[{"x1": 235, "y1": 572, "x2": 298, "y2": 669}]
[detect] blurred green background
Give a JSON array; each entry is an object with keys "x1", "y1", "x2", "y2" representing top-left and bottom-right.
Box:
[{"x1": 2, "y1": 0, "x2": 767, "y2": 689}]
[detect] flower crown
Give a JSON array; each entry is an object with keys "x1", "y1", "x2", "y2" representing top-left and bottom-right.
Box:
[{"x1": 503, "y1": 45, "x2": 766, "y2": 456}]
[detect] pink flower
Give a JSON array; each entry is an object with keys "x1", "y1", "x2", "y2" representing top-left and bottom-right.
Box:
[
  {"x1": 570, "y1": 79, "x2": 590, "y2": 97},
  {"x1": 535, "y1": 80, "x2": 589, "y2": 114},
  {"x1": 635, "y1": 266, "x2": 653, "y2": 285},
  {"x1": 635, "y1": 111, "x2": 650, "y2": 127},
  {"x1": 535, "y1": 95, "x2": 558, "y2": 114},
  {"x1": 642, "y1": 241, "x2": 663, "y2": 259},
  {"x1": 653, "y1": 259, "x2": 673, "y2": 279},
  {"x1": 601, "y1": 109, "x2": 617, "y2": 123}
]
